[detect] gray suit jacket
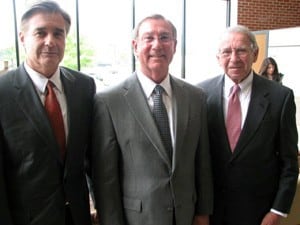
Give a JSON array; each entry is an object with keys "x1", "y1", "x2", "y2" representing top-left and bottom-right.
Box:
[
  {"x1": 91, "y1": 73, "x2": 213, "y2": 225},
  {"x1": 198, "y1": 73, "x2": 299, "y2": 225},
  {"x1": 0, "y1": 64, "x2": 95, "y2": 225}
]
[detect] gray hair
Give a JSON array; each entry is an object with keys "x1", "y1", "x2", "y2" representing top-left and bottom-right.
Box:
[
  {"x1": 21, "y1": 0, "x2": 71, "y2": 34},
  {"x1": 218, "y1": 25, "x2": 258, "y2": 52},
  {"x1": 132, "y1": 14, "x2": 177, "y2": 40}
]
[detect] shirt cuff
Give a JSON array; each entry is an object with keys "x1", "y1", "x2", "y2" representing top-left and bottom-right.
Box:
[{"x1": 271, "y1": 208, "x2": 287, "y2": 218}]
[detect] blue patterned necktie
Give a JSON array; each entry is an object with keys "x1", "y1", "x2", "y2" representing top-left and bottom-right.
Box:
[{"x1": 152, "y1": 85, "x2": 173, "y2": 160}]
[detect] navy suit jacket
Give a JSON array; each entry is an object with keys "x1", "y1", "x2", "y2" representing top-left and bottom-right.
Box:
[
  {"x1": 198, "y1": 73, "x2": 299, "y2": 225},
  {"x1": 0, "y1": 64, "x2": 95, "y2": 225}
]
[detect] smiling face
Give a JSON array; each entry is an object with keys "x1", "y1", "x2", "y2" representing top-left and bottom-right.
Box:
[
  {"x1": 19, "y1": 12, "x2": 67, "y2": 77},
  {"x1": 217, "y1": 32, "x2": 258, "y2": 83},
  {"x1": 132, "y1": 18, "x2": 177, "y2": 83}
]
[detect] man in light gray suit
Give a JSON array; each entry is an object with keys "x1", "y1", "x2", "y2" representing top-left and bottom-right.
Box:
[{"x1": 91, "y1": 14, "x2": 213, "y2": 225}]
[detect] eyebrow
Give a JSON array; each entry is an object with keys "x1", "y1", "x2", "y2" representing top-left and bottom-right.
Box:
[{"x1": 35, "y1": 27, "x2": 65, "y2": 33}]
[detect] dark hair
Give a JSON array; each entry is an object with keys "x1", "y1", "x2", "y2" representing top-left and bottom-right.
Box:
[
  {"x1": 258, "y1": 57, "x2": 283, "y2": 83},
  {"x1": 21, "y1": 0, "x2": 71, "y2": 34},
  {"x1": 132, "y1": 14, "x2": 177, "y2": 40}
]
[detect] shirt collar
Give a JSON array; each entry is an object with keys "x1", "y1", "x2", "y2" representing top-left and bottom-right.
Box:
[
  {"x1": 224, "y1": 71, "x2": 253, "y2": 97},
  {"x1": 136, "y1": 70, "x2": 172, "y2": 99},
  {"x1": 24, "y1": 62, "x2": 62, "y2": 94}
]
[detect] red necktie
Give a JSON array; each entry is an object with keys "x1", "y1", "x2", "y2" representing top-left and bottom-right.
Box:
[
  {"x1": 226, "y1": 84, "x2": 241, "y2": 151},
  {"x1": 45, "y1": 81, "x2": 66, "y2": 160}
]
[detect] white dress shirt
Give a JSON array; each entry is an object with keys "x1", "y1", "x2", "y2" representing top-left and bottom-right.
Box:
[
  {"x1": 24, "y1": 62, "x2": 68, "y2": 141},
  {"x1": 223, "y1": 72, "x2": 252, "y2": 129},
  {"x1": 136, "y1": 71, "x2": 175, "y2": 149}
]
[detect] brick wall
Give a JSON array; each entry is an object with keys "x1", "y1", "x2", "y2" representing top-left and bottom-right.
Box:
[{"x1": 238, "y1": 0, "x2": 300, "y2": 30}]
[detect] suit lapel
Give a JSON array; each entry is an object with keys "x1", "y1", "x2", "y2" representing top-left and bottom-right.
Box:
[
  {"x1": 123, "y1": 75, "x2": 172, "y2": 168},
  {"x1": 13, "y1": 65, "x2": 59, "y2": 158},
  {"x1": 60, "y1": 68, "x2": 76, "y2": 169},
  {"x1": 171, "y1": 78, "x2": 189, "y2": 169},
  {"x1": 208, "y1": 76, "x2": 232, "y2": 154},
  {"x1": 232, "y1": 75, "x2": 269, "y2": 158}
]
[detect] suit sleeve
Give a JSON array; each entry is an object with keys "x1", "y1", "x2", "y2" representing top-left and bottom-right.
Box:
[
  {"x1": 0, "y1": 125, "x2": 14, "y2": 225},
  {"x1": 91, "y1": 94, "x2": 125, "y2": 225},
  {"x1": 194, "y1": 92, "x2": 214, "y2": 215},
  {"x1": 273, "y1": 89, "x2": 299, "y2": 213}
]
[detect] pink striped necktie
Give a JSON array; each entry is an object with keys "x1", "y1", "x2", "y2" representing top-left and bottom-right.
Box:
[{"x1": 226, "y1": 84, "x2": 241, "y2": 151}]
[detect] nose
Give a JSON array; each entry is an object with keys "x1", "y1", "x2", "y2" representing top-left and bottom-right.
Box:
[
  {"x1": 152, "y1": 37, "x2": 163, "y2": 45},
  {"x1": 229, "y1": 51, "x2": 241, "y2": 61},
  {"x1": 44, "y1": 34, "x2": 55, "y2": 46}
]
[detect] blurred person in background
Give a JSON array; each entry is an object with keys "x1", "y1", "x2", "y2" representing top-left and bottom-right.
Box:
[{"x1": 258, "y1": 57, "x2": 283, "y2": 84}]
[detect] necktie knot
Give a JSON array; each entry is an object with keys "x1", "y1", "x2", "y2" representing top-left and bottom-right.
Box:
[
  {"x1": 230, "y1": 84, "x2": 240, "y2": 96},
  {"x1": 154, "y1": 85, "x2": 164, "y2": 95}
]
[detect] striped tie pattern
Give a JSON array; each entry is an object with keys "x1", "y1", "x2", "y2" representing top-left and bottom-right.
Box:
[{"x1": 226, "y1": 84, "x2": 241, "y2": 151}]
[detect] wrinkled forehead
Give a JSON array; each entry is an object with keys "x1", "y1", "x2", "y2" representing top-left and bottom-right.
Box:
[
  {"x1": 219, "y1": 32, "x2": 252, "y2": 49},
  {"x1": 138, "y1": 19, "x2": 175, "y2": 37}
]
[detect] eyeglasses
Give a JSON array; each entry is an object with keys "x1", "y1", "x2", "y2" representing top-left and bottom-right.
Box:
[
  {"x1": 140, "y1": 33, "x2": 174, "y2": 44},
  {"x1": 219, "y1": 47, "x2": 251, "y2": 58}
]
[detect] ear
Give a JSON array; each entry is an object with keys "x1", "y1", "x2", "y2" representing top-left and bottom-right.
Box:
[
  {"x1": 216, "y1": 54, "x2": 222, "y2": 67},
  {"x1": 253, "y1": 48, "x2": 259, "y2": 63},
  {"x1": 132, "y1": 39, "x2": 138, "y2": 56},
  {"x1": 19, "y1": 31, "x2": 25, "y2": 44},
  {"x1": 173, "y1": 39, "x2": 177, "y2": 54}
]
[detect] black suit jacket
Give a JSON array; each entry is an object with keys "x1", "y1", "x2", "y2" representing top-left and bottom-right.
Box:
[
  {"x1": 198, "y1": 73, "x2": 299, "y2": 225},
  {"x1": 0, "y1": 64, "x2": 95, "y2": 225}
]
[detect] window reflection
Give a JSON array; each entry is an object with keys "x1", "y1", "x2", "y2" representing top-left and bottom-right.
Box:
[
  {"x1": 0, "y1": 0, "x2": 16, "y2": 70},
  {"x1": 0, "y1": 0, "x2": 227, "y2": 91},
  {"x1": 78, "y1": 0, "x2": 133, "y2": 91}
]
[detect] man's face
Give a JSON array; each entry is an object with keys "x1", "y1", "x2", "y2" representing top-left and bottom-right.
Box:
[
  {"x1": 19, "y1": 12, "x2": 67, "y2": 77},
  {"x1": 132, "y1": 18, "x2": 177, "y2": 83},
  {"x1": 217, "y1": 32, "x2": 258, "y2": 83}
]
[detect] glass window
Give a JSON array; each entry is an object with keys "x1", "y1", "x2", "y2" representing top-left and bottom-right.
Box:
[
  {"x1": 78, "y1": 0, "x2": 133, "y2": 91},
  {"x1": 0, "y1": 0, "x2": 227, "y2": 88},
  {"x1": 185, "y1": 1, "x2": 227, "y2": 84},
  {"x1": 0, "y1": 0, "x2": 16, "y2": 71}
]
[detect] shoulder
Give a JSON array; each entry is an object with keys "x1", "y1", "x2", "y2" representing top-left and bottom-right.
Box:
[
  {"x1": 253, "y1": 74, "x2": 295, "y2": 106},
  {"x1": 171, "y1": 75, "x2": 202, "y2": 91},
  {"x1": 197, "y1": 75, "x2": 224, "y2": 92},
  {"x1": 94, "y1": 74, "x2": 135, "y2": 101},
  {"x1": 60, "y1": 66, "x2": 93, "y2": 80},
  {"x1": 0, "y1": 67, "x2": 22, "y2": 90},
  {"x1": 254, "y1": 73, "x2": 291, "y2": 94},
  {"x1": 61, "y1": 66, "x2": 95, "y2": 88}
]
